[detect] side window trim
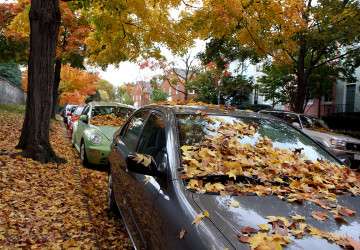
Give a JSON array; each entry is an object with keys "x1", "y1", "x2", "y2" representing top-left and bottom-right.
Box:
[{"x1": 121, "y1": 110, "x2": 150, "y2": 150}]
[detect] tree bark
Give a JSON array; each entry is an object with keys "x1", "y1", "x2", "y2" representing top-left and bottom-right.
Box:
[
  {"x1": 51, "y1": 59, "x2": 61, "y2": 119},
  {"x1": 16, "y1": 0, "x2": 65, "y2": 164}
]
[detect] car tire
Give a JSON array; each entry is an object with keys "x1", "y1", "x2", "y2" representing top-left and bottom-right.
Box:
[
  {"x1": 80, "y1": 141, "x2": 89, "y2": 167},
  {"x1": 107, "y1": 173, "x2": 120, "y2": 217}
]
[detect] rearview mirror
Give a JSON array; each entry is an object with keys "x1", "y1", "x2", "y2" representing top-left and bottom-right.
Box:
[
  {"x1": 126, "y1": 154, "x2": 165, "y2": 177},
  {"x1": 79, "y1": 115, "x2": 88, "y2": 123}
]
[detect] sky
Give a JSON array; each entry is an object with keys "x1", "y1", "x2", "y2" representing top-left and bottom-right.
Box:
[{"x1": 94, "y1": 39, "x2": 206, "y2": 87}]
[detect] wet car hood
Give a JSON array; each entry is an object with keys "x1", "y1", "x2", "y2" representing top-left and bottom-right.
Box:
[
  {"x1": 192, "y1": 193, "x2": 360, "y2": 249},
  {"x1": 92, "y1": 125, "x2": 119, "y2": 141}
]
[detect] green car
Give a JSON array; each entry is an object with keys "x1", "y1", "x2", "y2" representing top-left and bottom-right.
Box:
[{"x1": 72, "y1": 102, "x2": 135, "y2": 166}]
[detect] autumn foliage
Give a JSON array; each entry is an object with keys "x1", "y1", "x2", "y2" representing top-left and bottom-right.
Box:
[{"x1": 59, "y1": 64, "x2": 99, "y2": 104}]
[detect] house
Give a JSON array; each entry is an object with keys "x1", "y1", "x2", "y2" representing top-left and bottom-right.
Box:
[
  {"x1": 160, "y1": 68, "x2": 197, "y2": 101},
  {"x1": 131, "y1": 81, "x2": 151, "y2": 108}
]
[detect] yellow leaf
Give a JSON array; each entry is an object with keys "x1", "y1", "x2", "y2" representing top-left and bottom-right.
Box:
[
  {"x1": 229, "y1": 200, "x2": 240, "y2": 208},
  {"x1": 258, "y1": 224, "x2": 270, "y2": 231},
  {"x1": 179, "y1": 228, "x2": 186, "y2": 239},
  {"x1": 290, "y1": 213, "x2": 306, "y2": 221},
  {"x1": 144, "y1": 177, "x2": 151, "y2": 185},
  {"x1": 204, "y1": 210, "x2": 210, "y2": 218},
  {"x1": 192, "y1": 212, "x2": 205, "y2": 227}
]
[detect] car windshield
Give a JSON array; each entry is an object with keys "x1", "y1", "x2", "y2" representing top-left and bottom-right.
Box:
[
  {"x1": 74, "y1": 106, "x2": 84, "y2": 115},
  {"x1": 176, "y1": 114, "x2": 352, "y2": 196},
  {"x1": 299, "y1": 115, "x2": 330, "y2": 130},
  {"x1": 91, "y1": 106, "x2": 134, "y2": 126}
]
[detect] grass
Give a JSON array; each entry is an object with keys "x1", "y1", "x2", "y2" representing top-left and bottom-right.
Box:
[{"x1": 0, "y1": 104, "x2": 26, "y2": 114}]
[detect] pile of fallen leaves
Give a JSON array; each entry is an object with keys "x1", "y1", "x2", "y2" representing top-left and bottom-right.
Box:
[
  {"x1": 0, "y1": 108, "x2": 132, "y2": 248},
  {"x1": 91, "y1": 114, "x2": 127, "y2": 127},
  {"x1": 180, "y1": 115, "x2": 360, "y2": 249}
]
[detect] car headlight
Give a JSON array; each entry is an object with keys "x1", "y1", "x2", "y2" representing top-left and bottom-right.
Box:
[
  {"x1": 90, "y1": 133, "x2": 102, "y2": 144},
  {"x1": 330, "y1": 139, "x2": 346, "y2": 148}
]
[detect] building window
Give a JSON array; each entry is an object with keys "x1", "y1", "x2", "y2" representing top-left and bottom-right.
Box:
[
  {"x1": 188, "y1": 89, "x2": 195, "y2": 94},
  {"x1": 169, "y1": 87, "x2": 171, "y2": 95},
  {"x1": 323, "y1": 89, "x2": 333, "y2": 103},
  {"x1": 176, "y1": 85, "x2": 179, "y2": 94}
]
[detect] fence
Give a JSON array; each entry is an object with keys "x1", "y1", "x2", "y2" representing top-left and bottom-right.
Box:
[{"x1": 0, "y1": 77, "x2": 27, "y2": 105}]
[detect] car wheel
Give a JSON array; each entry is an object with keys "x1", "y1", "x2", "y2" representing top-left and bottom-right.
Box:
[
  {"x1": 107, "y1": 173, "x2": 119, "y2": 216},
  {"x1": 80, "y1": 141, "x2": 89, "y2": 166}
]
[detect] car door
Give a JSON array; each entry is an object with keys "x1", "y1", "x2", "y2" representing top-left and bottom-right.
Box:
[{"x1": 112, "y1": 110, "x2": 168, "y2": 248}]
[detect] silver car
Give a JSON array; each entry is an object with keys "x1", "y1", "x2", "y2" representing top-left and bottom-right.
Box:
[{"x1": 259, "y1": 110, "x2": 360, "y2": 167}]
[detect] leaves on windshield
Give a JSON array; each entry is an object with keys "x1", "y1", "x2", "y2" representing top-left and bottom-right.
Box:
[
  {"x1": 180, "y1": 115, "x2": 360, "y2": 248},
  {"x1": 91, "y1": 114, "x2": 126, "y2": 127}
]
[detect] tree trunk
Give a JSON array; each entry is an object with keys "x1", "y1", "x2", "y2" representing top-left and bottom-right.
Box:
[
  {"x1": 294, "y1": 76, "x2": 307, "y2": 113},
  {"x1": 51, "y1": 59, "x2": 61, "y2": 119},
  {"x1": 16, "y1": 0, "x2": 65, "y2": 164}
]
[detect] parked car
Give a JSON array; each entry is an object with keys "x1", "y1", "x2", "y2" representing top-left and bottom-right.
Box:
[
  {"x1": 63, "y1": 104, "x2": 77, "y2": 126},
  {"x1": 259, "y1": 110, "x2": 360, "y2": 167},
  {"x1": 72, "y1": 102, "x2": 135, "y2": 166},
  {"x1": 108, "y1": 102, "x2": 360, "y2": 249},
  {"x1": 68, "y1": 104, "x2": 86, "y2": 138}
]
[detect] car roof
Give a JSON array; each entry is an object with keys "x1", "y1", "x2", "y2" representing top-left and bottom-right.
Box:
[
  {"x1": 141, "y1": 103, "x2": 283, "y2": 121},
  {"x1": 260, "y1": 109, "x2": 321, "y2": 119},
  {"x1": 89, "y1": 102, "x2": 135, "y2": 109}
]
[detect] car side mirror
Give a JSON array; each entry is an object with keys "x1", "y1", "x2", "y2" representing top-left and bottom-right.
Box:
[
  {"x1": 79, "y1": 115, "x2": 88, "y2": 123},
  {"x1": 292, "y1": 122, "x2": 301, "y2": 129},
  {"x1": 126, "y1": 154, "x2": 165, "y2": 177}
]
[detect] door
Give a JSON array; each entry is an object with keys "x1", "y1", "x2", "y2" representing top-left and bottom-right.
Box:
[
  {"x1": 124, "y1": 111, "x2": 167, "y2": 247},
  {"x1": 112, "y1": 110, "x2": 167, "y2": 248},
  {"x1": 346, "y1": 84, "x2": 356, "y2": 112}
]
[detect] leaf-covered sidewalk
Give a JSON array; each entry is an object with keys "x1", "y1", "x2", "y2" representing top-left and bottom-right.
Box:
[{"x1": 0, "y1": 109, "x2": 132, "y2": 249}]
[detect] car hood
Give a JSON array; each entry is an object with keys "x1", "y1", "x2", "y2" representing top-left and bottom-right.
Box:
[
  {"x1": 91, "y1": 125, "x2": 119, "y2": 141},
  {"x1": 304, "y1": 129, "x2": 360, "y2": 144},
  {"x1": 192, "y1": 193, "x2": 360, "y2": 249}
]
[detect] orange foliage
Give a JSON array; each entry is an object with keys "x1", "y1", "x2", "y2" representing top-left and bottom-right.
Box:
[{"x1": 59, "y1": 64, "x2": 100, "y2": 104}]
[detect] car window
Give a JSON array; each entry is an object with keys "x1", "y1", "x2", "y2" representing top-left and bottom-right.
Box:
[
  {"x1": 137, "y1": 112, "x2": 166, "y2": 164},
  {"x1": 300, "y1": 115, "x2": 330, "y2": 130},
  {"x1": 82, "y1": 105, "x2": 90, "y2": 116},
  {"x1": 74, "y1": 106, "x2": 85, "y2": 115},
  {"x1": 284, "y1": 114, "x2": 299, "y2": 125},
  {"x1": 266, "y1": 112, "x2": 284, "y2": 119},
  {"x1": 123, "y1": 111, "x2": 149, "y2": 149}
]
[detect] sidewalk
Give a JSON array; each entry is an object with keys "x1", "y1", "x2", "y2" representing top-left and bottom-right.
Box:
[{"x1": 0, "y1": 111, "x2": 132, "y2": 249}]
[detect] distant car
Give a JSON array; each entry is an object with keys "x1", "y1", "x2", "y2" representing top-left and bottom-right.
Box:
[
  {"x1": 259, "y1": 110, "x2": 360, "y2": 167},
  {"x1": 108, "y1": 103, "x2": 360, "y2": 249},
  {"x1": 63, "y1": 104, "x2": 77, "y2": 126},
  {"x1": 68, "y1": 104, "x2": 86, "y2": 138},
  {"x1": 72, "y1": 102, "x2": 135, "y2": 166}
]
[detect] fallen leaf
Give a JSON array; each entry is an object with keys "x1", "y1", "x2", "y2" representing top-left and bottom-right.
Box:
[
  {"x1": 229, "y1": 200, "x2": 240, "y2": 208},
  {"x1": 242, "y1": 226, "x2": 258, "y2": 234},
  {"x1": 311, "y1": 211, "x2": 328, "y2": 221},
  {"x1": 179, "y1": 228, "x2": 186, "y2": 239},
  {"x1": 143, "y1": 177, "x2": 151, "y2": 185}
]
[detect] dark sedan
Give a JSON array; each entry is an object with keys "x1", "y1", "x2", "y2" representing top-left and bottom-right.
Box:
[{"x1": 108, "y1": 102, "x2": 360, "y2": 249}]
